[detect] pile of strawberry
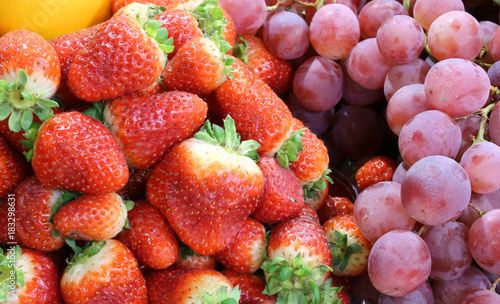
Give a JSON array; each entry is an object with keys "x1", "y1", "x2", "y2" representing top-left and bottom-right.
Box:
[{"x1": 0, "y1": 0, "x2": 397, "y2": 303}]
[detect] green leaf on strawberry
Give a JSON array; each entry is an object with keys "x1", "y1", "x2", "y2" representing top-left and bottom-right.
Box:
[
  {"x1": 66, "y1": 240, "x2": 107, "y2": 268},
  {"x1": 0, "y1": 246, "x2": 25, "y2": 302},
  {"x1": 202, "y1": 285, "x2": 240, "y2": 304},
  {"x1": 330, "y1": 230, "x2": 363, "y2": 273},
  {"x1": 276, "y1": 128, "x2": 305, "y2": 169},
  {"x1": 303, "y1": 169, "x2": 333, "y2": 199}
]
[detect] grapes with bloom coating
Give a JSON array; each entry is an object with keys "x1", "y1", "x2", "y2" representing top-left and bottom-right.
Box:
[
  {"x1": 284, "y1": 94, "x2": 335, "y2": 136},
  {"x1": 218, "y1": 0, "x2": 266, "y2": 36},
  {"x1": 490, "y1": 102, "x2": 500, "y2": 146},
  {"x1": 424, "y1": 58, "x2": 490, "y2": 118},
  {"x1": 489, "y1": 25, "x2": 500, "y2": 62},
  {"x1": 420, "y1": 222, "x2": 472, "y2": 281},
  {"x1": 412, "y1": 0, "x2": 465, "y2": 31},
  {"x1": 398, "y1": 110, "x2": 462, "y2": 166},
  {"x1": 376, "y1": 15, "x2": 425, "y2": 64},
  {"x1": 458, "y1": 190, "x2": 500, "y2": 228},
  {"x1": 455, "y1": 115, "x2": 485, "y2": 162},
  {"x1": 433, "y1": 265, "x2": 492, "y2": 304},
  {"x1": 478, "y1": 20, "x2": 498, "y2": 64},
  {"x1": 457, "y1": 289, "x2": 500, "y2": 304},
  {"x1": 401, "y1": 155, "x2": 471, "y2": 225},
  {"x1": 378, "y1": 281, "x2": 434, "y2": 304},
  {"x1": 357, "y1": 0, "x2": 408, "y2": 39},
  {"x1": 392, "y1": 161, "x2": 409, "y2": 184},
  {"x1": 368, "y1": 230, "x2": 431, "y2": 297},
  {"x1": 487, "y1": 61, "x2": 500, "y2": 88},
  {"x1": 469, "y1": 209, "x2": 500, "y2": 274},
  {"x1": 354, "y1": 182, "x2": 415, "y2": 243},
  {"x1": 383, "y1": 58, "x2": 430, "y2": 102},
  {"x1": 341, "y1": 59, "x2": 384, "y2": 106},
  {"x1": 460, "y1": 141, "x2": 500, "y2": 194},
  {"x1": 309, "y1": 3, "x2": 360, "y2": 61}
]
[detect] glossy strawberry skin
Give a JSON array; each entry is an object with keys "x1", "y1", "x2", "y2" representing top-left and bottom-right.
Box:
[
  {"x1": 221, "y1": 270, "x2": 277, "y2": 304},
  {"x1": 317, "y1": 196, "x2": 355, "y2": 225},
  {"x1": 0, "y1": 134, "x2": 31, "y2": 199},
  {"x1": 32, "y1": 112, "x2": 129, "y2": 195},
  {"x1": 112, "y1": 0, "x2": 200, "y2": 13},
  {"x1": 355, "y1": 155, "x2": 397, "y2": 191},
  {"x1": 104, "y1": 91, "x2": 208, "y2": 169},
  {"x1": 116, "y1": 168, "x2": 153, "y2": 201}
]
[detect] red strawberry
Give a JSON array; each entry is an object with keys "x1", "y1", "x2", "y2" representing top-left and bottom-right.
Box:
[
  {"x1": 68, "y1": 3, "x2": 173, "y2": 102},
  {"x1": 252, "y1": 155, "x2": 304, "y2": 224},
  {"x1": 305, "y1": 178, "x2": 330, "y2": 211},
  {"x1": 317, "y1": 196, "x2": 355, "y2": 225},
  {"x1": 60, "y1": 239, "x2": 148, "y2": 303},
  {"x1": 0, "y1": 30, "x2": 60, "y2": 133},
  {"x1": 112, "y1": 0, "x2": 202, "y2": 13},
  {"x1": 146, "y1": 116, "x2": 264, "y2": 255},
  {"x1": 355, "y1": 155, "x2": 397, "y2": 191},
  {"x1": 14, "y1": 175, "x2": 67, "y2": 252},
  {"x1": 0, "y1": 197, "x2": 17, "y2": 245},
  {"x1": 0, "y1": 134, "x2": 31, "y2": 199},
  {"x1": 221, "y1": 270, "x2": 277, "y2": 304},
  {"x1": 233, "y1": 35, "x2": 293, "y2": 94},
  {"x1": 117, "y1": 199, "x2": 179, "y2": 269},
  {"x1": 31, "y1": 111, "x2": 129, "y2": 194},
  {"x1": 213, "y1": 217, "x2": 267, "y2": 273},
  {"x1": 104, "y1": 91, "x2": 208, "y2": 169},
  {"x1": 52, "y1": 192, "x2": 129, "y2": 241},
  {"x1": 323, "y1": 214, "x2": 372, "y2": 277},
  {"x1": 116, "y1": 167, "x2": 153, "y2": 201},
  {"x1": 175, "y1": 242, "x2": 219, "y2": 269}
]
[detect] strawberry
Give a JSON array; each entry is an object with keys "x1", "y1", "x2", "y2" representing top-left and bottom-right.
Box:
[
  {"x1": 213, "y1": 217, "x2": 267, "y2": 273},
  {"x1": 317, "y1": 196, "x2": 355, "y2": 225},
  {"x1": 104, "y1": 90, "x2": 208, "y2": 169},
  {"x1": 52, "y1": 192, "x2": 129, "y2": 241},
  {"x1": 112, "y1": 0, "x2": 203, "y2": 13},
  {"x1": 304, "y1": 178, "x2": 330, "y2": 211},
  {"x1": 146, "y1": 116, "x2": 264, "y2": 255},
  {"x1": 220, "y1": 270, "x2": 278, "y2": 304},
  {"x1": 355, "y1": 155, "x2": 397, "y2": 191},
  {"x1": 0, "y1": 30, "x2": 60, "y2": 133},
  {"x1": 175, "y1": 242, "x2": 219, "y2": 269},
  {"x1": 146, "y1": 266, "x2": 240, "y2": 304},
  {"x1": 323, "y1": 214, "x2": 372, "y2": 277},
  {"x1": 232, "y1": 35, "x2": 293, "y2": 94},
  {"x1": 31, "y1": 111, "x2": 129, "y2": 194},
  {"x1": 0, "y1": 198, "x2": 17, "y2": 245},
  {"x1": 0, "y1": 246, "x2": 63, "y2": 303},
  {"x1": 0, "y1": 134, "x2": 31, "y2": 199},
  {"x1": 60, "y1": 239, "x2": 148, "y2": 303},
  {"x1": 116, "y1": 167, "x2": 153, "y2": 201},
  {"x1": 68, "y1": 3, "x2": 173, "y2": 102},
  {"x1": 251, "y1": 155, "x2": 304, "y2": 224},
  {"x1": 117, "y1": 199, "x2": 179, "y2": 269}
]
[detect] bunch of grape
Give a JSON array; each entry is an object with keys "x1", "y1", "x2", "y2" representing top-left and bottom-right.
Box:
[{"x1": 221, "y1": 0, "x2": 500, "y2": 303}]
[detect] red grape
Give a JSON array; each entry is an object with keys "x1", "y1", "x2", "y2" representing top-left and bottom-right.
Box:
[
  {"x1": 469, "y1": 209, "x2": 500, "y2": 274},
  {"x1": 460, "y1": 141, "x2": 500, "y2": 194},
  {"x1": 433, "y1": 265, "x2": 492, "y2": 304},
  {"x1": 218, "y1": 0, "x2": 266, "y2": 36},
  {"x1": 413, "y1": 0, "x2": 465, "y2": 31},
  {"x1": 357, "y1": 0, "x2": 408, "y2": 39},
  {"x1": 378, "y1": 281, "x2": 434, "y2": 304},
  {"x1": 383, "y1": 57, "x2": 431, "y2": 102}
]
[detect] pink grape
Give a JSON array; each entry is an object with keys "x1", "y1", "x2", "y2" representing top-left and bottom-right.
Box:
[
  {"x1": 489, "y1": 25, "x2": 500, "y2": 62},
  {"x1": 357, "y1": 0, "x2": 408, "y2": 39},
  {"x1": 292, "y1": 56, "x2": 343, "y2": 112},
  {"x1": 383, "y1": 58, "x2": 431, "y2": 101},
  {"x1": 368, "y1": 230, "x2": 431, "y2": 297},
  {"x1": 455, "y1": 115, "x2": 484, "y2": 162},
  {"x1": 490, "y1": 102, "x2": 500, "y2": 146},
  {"x1": 392, "y1": 161, "x2": 409, "y2": 184},
  {"x1": 424, "y1": 58, "x2": 490, "y2": 118},
  {"x1": 309, "y1": 3, "x2": 360, "y2": 61},
  {"x1": 460, "y1": 141, "x2": 500, "y2": 194},
  {"x1": 284, "y1": 93, "x2": 335, "y2": 136},
  {"x1": 479, "y1": 20, "x2": 499, "y2": 64},
  {"x1": 218, "y1": 0, "x2": 266, "y2": 36},
  {"x1": 433, "y1": 265, "x2": 492, "y2": 304},
  {"x1": 341, "y1": 60, "x2": 384, "y2": 106},
  {"x1": 458, "y1": 190, "x2": 500, "y2": 228},
  {"x1": 401, "y1": 155, "x2": 471, "y2": 225},
  {"x1": 376, "y1": 15, "x2": 425, "y2": 64},
  {"x1": 413, "y1": 0, "x2": 465, "y2": 31},
  {"x1": 487, "y1": 61, "x2": 500, "y2": 87},
  {"x1": 398, "y1": 110, "x2": 462, "y2": 166},
  {"x1": 469, "y1": 209, "x2": 500, "y2": 274},
  {"x1": 378, "y1": 281, "x2": 434, "y2": 304},
  {"x1": 458, "y1": 289, "x2": 500, "y2": 304}
]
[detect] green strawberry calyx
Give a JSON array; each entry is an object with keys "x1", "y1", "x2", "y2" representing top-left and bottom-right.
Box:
[
  {"x1": 135, "y1": 4, "x2": 174, "y2": 55},
  {"x1": 0, "y1": 70, "x2": 58, "y2": 133},
  {"x1": 276, "y1": 128, "x2": 306, "y2": 169},
  {"x1": 0, "y1": 246, "x2": 25, "y2": 302},
  {"x1": 231, "y1": 36, "x2": 249, "y2": 64},
  {"x1": 202, "y1": 285, "x2": 241, "y2": 304},
  {"x1": 65, "y1": 240, "x2": 107, "y2": 269},
  {"x1": 329, "y1": 230, "x2": 362, "y2": 273},
  {"x1": 303, "y1": 169, "x2": 333, "y2": 199}
]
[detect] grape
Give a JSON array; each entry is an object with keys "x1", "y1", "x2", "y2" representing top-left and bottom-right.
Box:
[
  {"x1": 346, "y1": 38, "x2": 394, "y2": 90},
  {"x1": 479, "y1": 20, "x2": 499, "y2": 64},
  {"x1": 376, "y1": 15, "x2": 425, "y2": 64},
  {"x1": 396, "y1": 0, "x2": 417, "y2": 17},
  {"x1": 420, "y1": 222, "x2": 472, "y2": 281},
  {"x1": 341, "y1": 60, "x2": 384, "y2": 106},
  {"x1": 292, "y1": 56, "x2": 343, "y2": 112},
  {"x1": 384, "y1": 58, "x2": 431, "y2": 102},
  {"x1": 424, "y1": 58, "x2": 490, "y2": 118},
  {"x1": 427, "y1": 11, "x2": 483, "y2": 61},
  {"x1": 487, "y1": 61, "x2": 500, "y2": 88},
  {"x1": 262, "y1": 10, "x2": 310, "y2": 60},
  {"x1": 490, "y1": 102, "x2": 500, "y2": 146},
  {"x1": 357, "y1": 0, "x2": 408, "y2": 39},
  {"x1": 353, "y1": 182, "x2": 416, "y2": 243},
  {"x1": 284, "y1": 93, "x2": 335, "y2": 136},
  {"x1": 433, "y1": 265, "x2": 492, "y2": 304},
  {"x1": 489, "y1": 25, "x2": 500, "y2": 62},
  {"x1": 378, "y1": 281, "x2": 434, "y2": 304},
  {"x1": 460, "y1": 141, "x2": 500, "y2": 194},
  {"x1": 368, "y1": 230, "x2": 431, "y2": 297},
  {"x1": 218, "y1": 0, "x2": 266, "y2": 36},
  {"x1": 412, "y1": 0, "x2": 465, "y2": 31},
  {"x1": 398, "y1": 110, "x2": 462, "y2": 166},
  {"x1": 401, "y1": 155, "x2": 471, "y2": 225},
  {"x1": 458, "y1": 289, "x2": 500, "y2": 304},
  {"x1": 386, "y1": 84, "x2": 433, "y2": 136},
  {"x1": 309, "y1": 3, "x2": 360, "y2": 61},
  {"x1": 455, "y1": 115, "x2": 484, "y2": 162},
  {"x1": 458, "y1": 190, "x2": 500, "y2": 227},
  {"x1": 469, "y1": 209, "x2": 500, "y2": 274},
  {"x1": 392, "y1": 161, "x2": 409, "y2": 184}
]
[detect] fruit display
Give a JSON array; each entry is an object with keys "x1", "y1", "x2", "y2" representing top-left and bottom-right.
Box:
[{"x1": 1, "y1": 0, "x2": 500, "y2": 303}]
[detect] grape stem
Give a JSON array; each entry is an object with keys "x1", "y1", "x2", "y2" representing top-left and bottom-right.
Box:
[
  {"x1": 266, "y1": 0, "x2": 325, "y2": 11},
  {"x1": 468, "y1": 202, "x2": 486, "y2": 217},
  {"x1": 416, "y1": 224, "x2": 427, "y2": 236},
  {"x1": 491, "y1": 275, "x2": 500, "y2": 292},
  {"x1": 473, "y1": 99, "x2": 497, "y2": 144},
  {"x1": 403, "y1": 0, "x2": 410, "y2": 11}
]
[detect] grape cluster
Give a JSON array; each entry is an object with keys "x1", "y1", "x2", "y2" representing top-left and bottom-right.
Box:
[{"x1": 221, "y1": 0, "x2": 500, "y2": 303}]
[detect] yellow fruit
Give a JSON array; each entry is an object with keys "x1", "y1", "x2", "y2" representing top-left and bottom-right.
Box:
[{"x1": 0, "y1": 0, "x2": 113, "y2": 40}]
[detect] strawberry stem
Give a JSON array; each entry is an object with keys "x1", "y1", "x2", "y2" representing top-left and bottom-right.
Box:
[
  {"x1": 303, "y1": 170, "x2": 333, "y2": 199},
  {"x1": 202, "y1": 285, "x2": 241, "y2": 304},
  {"x1": 276, "y1": 128, "x2": 305, "y2": 169},
  {"x1": 329, "y1": 230, "x2": 362, "y2": 272}
]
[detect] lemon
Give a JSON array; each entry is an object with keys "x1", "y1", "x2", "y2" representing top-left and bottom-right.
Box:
[{"x1": 0, "y1": 0, "x2": 113, "y2": 40}]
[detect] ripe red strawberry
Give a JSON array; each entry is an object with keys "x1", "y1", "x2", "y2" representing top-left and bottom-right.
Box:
[
  {"x1": 112, "y1": 0, "x2": 202, "y2": 13},
  {"x1": 60, "y1": 239, "x2": 148, "y2": 303},
  {"x1": 0, "y1": 30, "x2": 61, "y2": 133},
  {"x1": 233, "y1": 35, "x2": 293, "y2": 94},
  {"x1": 305, "y1": 178, "x2": 330, "y2": 211},
  {"x1": 0, "y1": 134, "x2": 31, "y2": 199},
  {"x1": 0, "y1": 198, "x2": 17, "y2": 245},
  {"x1": 355, "y1": 155, "x2": 397, "y2": 191},
  {"x1": 52, "y1": 192, "x2": 129, "y2": 241},
  {"x1": 0, "y1": 246, "x2": 63, "y2": 303},
  {"x1": 175, "y1": 242, "x2": 219, "y2": 269},
  {"x1": 323, "y1": 214, "x2": 372, "y2": 277},
  {"x1": 146, "y1": 266, "x2": 239, "y2": 304},
  {"x1": 31, "y1": 111, "x2": 129, "y2": 194},
  {"x1": 14, "y1": 175, "x2": 67, "y2": 252},
  {"x1": 117, "y1": 199, "x2": 179, "y2": 269},
  {"x1": 213, "y1": 217, "x2": 267, "y2": 273},
  {"x1": 104, "y1": 91, "x2": 208, "y2": 169},
  {"x1": 146, "y1": 116, "x2": 264, "y2": 255},
  {"x1": 68, "y1": 3, "x2": 173, "y2": 102},
  {"x1": 317, "y1": 196, "x2": 355, "y2": 225},
  {"x1": 220, "y1": 270, "x2": 277, "y2": 304},
  {"x1": 252, "y1": 155, "x2": 304, "y2": 224}
]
